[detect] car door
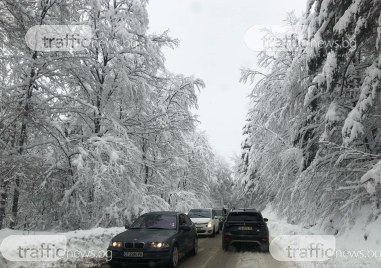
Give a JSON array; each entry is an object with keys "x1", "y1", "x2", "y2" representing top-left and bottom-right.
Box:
[
  {"x1": 177, "y1": 214, "x2": 191, "y2": 255},
  {"x1": 184, "y1": 214, "x2": 196, "y2": 251}
]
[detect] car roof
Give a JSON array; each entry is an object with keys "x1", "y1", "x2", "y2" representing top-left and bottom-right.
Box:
[
  {"x1": 230, "y1": 208, "x2": 258, "y2": 213},
  {"x1": 143, "y1": 211, "x2": 180, "y2": 216}
]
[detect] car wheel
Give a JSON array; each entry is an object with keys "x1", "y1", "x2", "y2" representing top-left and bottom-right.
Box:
[
  {"x1": 169, "y1": 245, "x2": 179, "y2": 267},
  {"x1": 216, "y1": 225, "x2": 220, "y2": 234},
  {"x1": 262, "y1": 243, "x2": 269, "y2": 253},
  {"x1": 210, "y1": 227, "x2": 215, "y2": 238},
  {"x1": 222, "y1": 243, "x2": 228, "y2": 251},
  {"x1": 190, "y1": 239, "x2": 198, "y2": 256}
]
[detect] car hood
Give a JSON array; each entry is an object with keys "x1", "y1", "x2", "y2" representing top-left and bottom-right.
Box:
[
  {"x1": 112, "y1": 229, "x2": 177, "y2": 243},
  {"x1": 190, "y1": 218, "x2": 211, "y2": 224}
]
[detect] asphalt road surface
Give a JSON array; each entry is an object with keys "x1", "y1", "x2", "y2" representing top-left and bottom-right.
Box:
[{"x1": 94, "y1": 233, "x2": 297, "y2": 268}]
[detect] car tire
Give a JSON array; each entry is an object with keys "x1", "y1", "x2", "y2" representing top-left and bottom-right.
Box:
[
  {"x1": 169, "y1": 245, "x2": 179, "y2": 268},
  {"x1": 216, "y1": 226, "x2": 220, "y2": 234},
  {"x1": 190, "y1": 239, "x2": 198, "y2": 256},
  {"x1": 222, "y1": 243, "x2": 229, "y2": 251},
  {"x1": 261, "y1": 244, "x2": 269, "y2": 253},
  {"x1": 210, "y1": 228, "x2": 215, "y2": 238}
]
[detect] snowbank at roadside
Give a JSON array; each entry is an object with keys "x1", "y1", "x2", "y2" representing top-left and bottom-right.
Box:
[
  {"x1": 0, "y1": 226, "x2": 124, "y2": 268},
  {"x1": 261, "y1": 205, "x2": 381, "y2": 268}
]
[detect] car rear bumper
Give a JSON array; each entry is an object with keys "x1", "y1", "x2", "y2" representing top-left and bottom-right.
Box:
[{"x1": 222, "y1": 234, "x2": 269, "y2": 248}]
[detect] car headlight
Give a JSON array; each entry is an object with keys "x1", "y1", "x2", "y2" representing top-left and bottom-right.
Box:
[
  {"x1": 207, "y1": 222, "x2": 212, "y2": 228},
  {"x1": 150, "y1": 242, "x2": 170, "y2": 248},
  {"x1": 110, "y1": 241, "x2": 123, "y2": 248}
]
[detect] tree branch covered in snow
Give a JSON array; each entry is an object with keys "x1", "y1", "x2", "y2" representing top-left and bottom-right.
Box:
[
  {"x1": 0, "y1": 0, "x2": 233, "y2": 230},
  {"x1": 236, "y1": 1, "x2": 381, "y2": 233}
]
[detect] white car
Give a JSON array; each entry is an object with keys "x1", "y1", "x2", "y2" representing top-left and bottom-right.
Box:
[{"x1": 188, "y1": 208, "x2": 220, "y2": 237}]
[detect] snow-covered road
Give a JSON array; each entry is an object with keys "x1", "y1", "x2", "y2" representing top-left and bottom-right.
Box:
[
  {"x1": 176, "y1": 234, "x2": 296, "y2": 268},
  {"x1": 2, "y1": 206, "x2": 380, "y2": 268},
  {"x1": 94, "y1": 234, "x2": 296, "y2": 268}
]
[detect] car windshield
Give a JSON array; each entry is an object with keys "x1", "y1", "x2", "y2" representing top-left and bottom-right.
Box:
[
  {"x1": 188, "y1": 209, "x2": 212, "y2": 218},
  {"x1": 130, "y1": 214, "x2": 177, "y2": 230},
  {"x1": 227, "y1": 212, "x2": 263, "y2": 222},
  {"x1": 214, "y1": 210, "x2": 223, "y2": 216}
]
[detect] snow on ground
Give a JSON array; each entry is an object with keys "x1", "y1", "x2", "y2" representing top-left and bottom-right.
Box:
[
  {"x1": 257, "y1": 205, "x2": 381, "y2": 268},
  {"x1": 0, "y1": 227, "x2": 124, "y2": 267},
  {"x1": 0, "y1": 206, "x2": 380, "y2": 268}
]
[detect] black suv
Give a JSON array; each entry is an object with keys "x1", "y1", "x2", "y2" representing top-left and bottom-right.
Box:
[{"x1": 221, "y1": 209, "x2": 269, "y2": 252}]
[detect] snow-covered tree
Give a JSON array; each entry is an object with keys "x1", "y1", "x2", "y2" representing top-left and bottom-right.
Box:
[
  {"x1": 237, "y1": 2, "x2": 381, "y2": 232},
  {"x1": 0, "y1": 0, "x2": 228, "y2": 230}
]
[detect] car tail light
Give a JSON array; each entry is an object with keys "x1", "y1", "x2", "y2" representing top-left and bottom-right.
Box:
[
  {"x1": 260, "y1": 237, "x2": 268, "y2": 241},
  {"x1": 223, "y1": 235, "x2": 230, "y2": 241}
]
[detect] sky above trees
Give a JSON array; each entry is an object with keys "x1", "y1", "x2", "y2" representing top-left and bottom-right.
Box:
[{"x1": 147, "y1": 0, "x2": 306, "y2": 163}]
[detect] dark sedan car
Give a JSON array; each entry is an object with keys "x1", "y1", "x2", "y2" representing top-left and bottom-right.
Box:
[
  {"x1": 222, "y1": 209, "x2": 269, "y2": 252},
  {"x1": 107, "y1": 212, "x2": 198, "y2": 267}
]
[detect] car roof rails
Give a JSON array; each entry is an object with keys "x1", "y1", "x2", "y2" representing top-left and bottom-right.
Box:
[{"x1": 232, "y1": 208, "x2": 257, "y2": 212}]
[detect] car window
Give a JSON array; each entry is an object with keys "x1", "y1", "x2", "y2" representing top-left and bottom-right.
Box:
[
  {"x1": 226, "y1": 212, "x2": 263, "y2": 222},
  {"x1": 130, "y1": 214, "x2": 177, "y2": 230},
  {"x1": 214, "y1": 210, "x2": 223, "y2": 216},
  {"x1": 188, "y1": 209, "x2": 212, "y2": 218}
]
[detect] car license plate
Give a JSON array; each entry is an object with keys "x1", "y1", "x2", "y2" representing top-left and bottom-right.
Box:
[
  {"x1": 124, "y1": 252, "x2": 143, "y2": 257},
  {"x1": 238, "y1": 226, "x2": 252, "y2": 230}
]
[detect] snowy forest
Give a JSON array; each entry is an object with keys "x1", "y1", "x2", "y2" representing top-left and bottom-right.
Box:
[
  {"x1": 0, "y1": 0, "x2": 234, "y2": 230},
  {"x1": 237, "y1": 0, "x2": 381, "y2": 233},
  {"x1": 1, "y1": 0, "x2": 381, "y2": 239}
]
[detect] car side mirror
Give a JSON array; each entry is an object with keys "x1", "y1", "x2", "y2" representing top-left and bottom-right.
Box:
[
  {"x1": 125, "y1": 224, "x2": 130, "y2": 229},
  {"x1": 263, "y1": 218, "x2": 268, "y2": 222},
  {"x1": 179, "y1": 225, "x2": 191, "y2": 232}
]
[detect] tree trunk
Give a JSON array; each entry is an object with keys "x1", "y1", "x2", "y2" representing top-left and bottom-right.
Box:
[
  {"x1": 0, "y1": 180, "x2": 9, "y2": 229},
  {"x1": 10, "y1": 51, "x2": 38, "y2": 228},
  {"x1": 141, "y1": 138, "x2": 150, "y2": 185}
]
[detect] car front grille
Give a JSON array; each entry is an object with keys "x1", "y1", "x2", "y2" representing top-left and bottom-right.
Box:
[{"x1": 125, "y1": 242, "x2": 145, "y2": 249}]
